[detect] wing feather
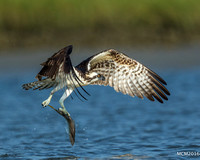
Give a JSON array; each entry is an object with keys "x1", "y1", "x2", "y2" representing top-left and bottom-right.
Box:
[
  {"x1": 86, "y1": 49, "x2": 170, "y2": 103},
  {"x1": 126, "y1": 79, "x2": 135, "y2": 97},
  {"x1": 35, "y1": 45, "x2": 73, "y2": 81},
  {"x1": 129, "y1": 75, "x2": 143, "y2": 98},
  {"x1": 25, "y1": 45, "x2": 89, "y2": 100},
  {"x1": 113, "y1": 67, "x2": 120, "y2": 92}
]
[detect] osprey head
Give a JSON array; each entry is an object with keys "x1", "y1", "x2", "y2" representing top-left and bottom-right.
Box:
[
  {"x1": 87, "y1": 72, "x2": 105, "y2": 83},
  {"x1": 97, "y1": 73, "x2": 105, "y2": 81}
]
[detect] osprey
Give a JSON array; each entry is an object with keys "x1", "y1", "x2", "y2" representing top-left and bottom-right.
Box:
[{"x1": 22, "y1": 45, "x2": 170, "y2": 145}]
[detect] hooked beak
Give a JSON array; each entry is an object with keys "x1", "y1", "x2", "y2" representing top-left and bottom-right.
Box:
[{"x1": 99, "y1": 75, "x2": 105, "y2": 81}]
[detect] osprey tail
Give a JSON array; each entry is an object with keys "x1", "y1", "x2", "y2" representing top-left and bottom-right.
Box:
[{"x1": 22, "y1": 79, "x2": 57, "y2": 90}]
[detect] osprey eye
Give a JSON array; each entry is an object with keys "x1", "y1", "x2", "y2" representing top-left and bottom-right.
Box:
[{"x1": 97, "y1": 74, "x2": 101, "y2": 78}]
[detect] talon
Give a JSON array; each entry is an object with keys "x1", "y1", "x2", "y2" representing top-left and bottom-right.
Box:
[
  {"x1": 42, "y1": 103, "x2": 46, "y2": 108},
  {"x1": 59, "y1": 107, "x2": 70, "y2": 116},
  {"x1": 42, "y1": 99, "x2": 50, "y2": 107}
]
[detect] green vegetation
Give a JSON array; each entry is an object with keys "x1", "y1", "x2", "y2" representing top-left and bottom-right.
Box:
[{"x1": 0, "y1": 0, "x2": 200, "y2": 48}]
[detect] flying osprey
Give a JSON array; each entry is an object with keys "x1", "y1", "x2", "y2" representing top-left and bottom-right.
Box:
[{"x1": 22, "y1": 45, "x2": 170, "y2": 145}]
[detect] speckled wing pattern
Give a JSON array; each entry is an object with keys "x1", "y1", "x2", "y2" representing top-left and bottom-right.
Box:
[{"x1": 88, "y1": 49, "x2": 170, "y2": 103}]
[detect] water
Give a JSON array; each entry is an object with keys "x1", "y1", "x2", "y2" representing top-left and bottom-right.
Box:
[{"x1": 0, "y1": 47, "x2": 200, "y2": 159}]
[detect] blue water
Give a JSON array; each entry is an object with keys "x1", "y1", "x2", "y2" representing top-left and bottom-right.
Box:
[{"x1": 0, "y1": 68, "x2": 200, "y2": 160}]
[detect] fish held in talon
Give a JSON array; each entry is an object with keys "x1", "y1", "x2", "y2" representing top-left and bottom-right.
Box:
[
  {"x1": 66, "y1": 115, "x2": 75, "y2": 146},
  {"x1": 22, "y1": 45, "x2": 170, "y2": 145},
  {"x1": 48, "y1": 105, "x2": 75, "y2": 145},
  {"x1": 58, "y1": 111, "x2": 75, "y2": 146}
]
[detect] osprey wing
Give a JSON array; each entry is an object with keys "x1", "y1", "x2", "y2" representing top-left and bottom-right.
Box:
[
  {"x1": 35, "y1": 45, "x2": 89, "y2": 99},
  {"x1": 35, "y1": 45, "x2": 74, "y2": 81},
  {"x1": 86, "y1": 49, "x2": 170, "y2": 103},
  {"x1": 23, "y1": 45, "x2": 89, "y2": 100}
]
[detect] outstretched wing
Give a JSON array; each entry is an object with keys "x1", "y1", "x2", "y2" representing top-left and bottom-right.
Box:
[
  {"x1": 85, "y1": 49, "x2": 170, "y2": 103},
  {"x1": 36, "y1": 45, "x2": 74, "y2": 81},
  {"x1": 23, "y1": 45, "x2": 74, "y2": 91},
  {"x1": 32, "y1": 45, "x2": 89, "y2": 99}
]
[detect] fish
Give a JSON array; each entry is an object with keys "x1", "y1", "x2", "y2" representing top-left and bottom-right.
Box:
[{"x1": 48, "y1": 105, "x2": 75, "y2": 145}]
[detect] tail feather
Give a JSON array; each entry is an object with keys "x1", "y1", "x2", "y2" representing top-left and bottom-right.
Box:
[{"x1": 22, "y1": 79, "x2": 57, "y2": 90}]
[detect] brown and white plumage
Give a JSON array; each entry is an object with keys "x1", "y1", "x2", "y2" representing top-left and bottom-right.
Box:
[
  {"x1": 22, "y1": 45, "x2": 170, "y2": 144},
  {"x1": 76, "y1": 48, "x2": 170, "y2": 103},
  {"x1": 23, "y1": 44, "x2": 170, "y2": 105}
]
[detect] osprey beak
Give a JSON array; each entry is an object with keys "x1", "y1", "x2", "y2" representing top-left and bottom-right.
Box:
[
  {"x1": 98, "y1": 75, "x2": 105, "y2": 81},
  {"x1": 101, "y1": 75, "x2": 105, "y2": 81}
]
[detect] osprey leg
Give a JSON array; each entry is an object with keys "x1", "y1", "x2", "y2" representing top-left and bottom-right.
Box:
[
  {"x1": 42, "y1": 94, "x2": 53, "y2": 107},
  {"x1": 42, "y1": 85, "x2": 63, "y2": 107},
  {"x1": 58, "y1": 88, "x2": 73, "y2": 116}
]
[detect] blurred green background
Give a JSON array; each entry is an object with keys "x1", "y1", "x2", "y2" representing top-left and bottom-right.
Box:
[{"x1": 1, "y1": 0, "x2": 200, "y2": 49}]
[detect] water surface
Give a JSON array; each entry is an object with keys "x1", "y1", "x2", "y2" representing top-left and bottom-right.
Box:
[{"x1": 0, "y1": 47, "x2": 200, "y2": 159}]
